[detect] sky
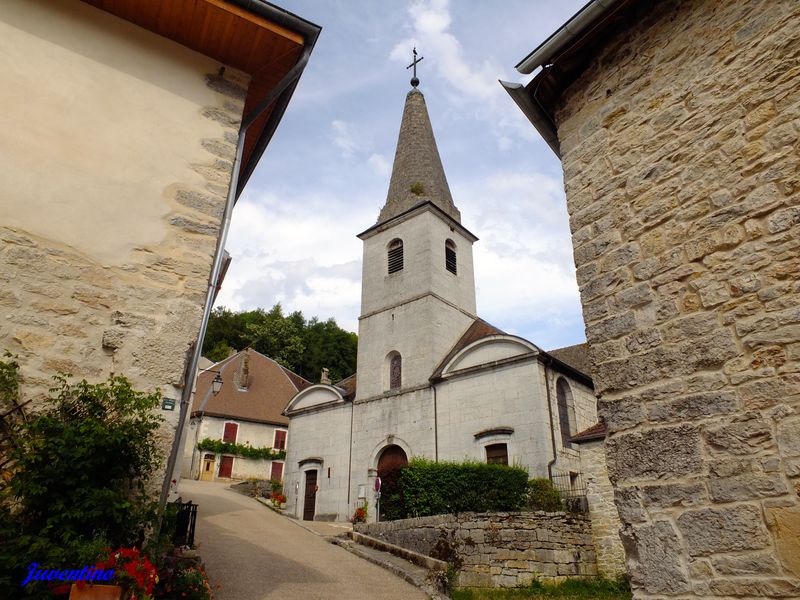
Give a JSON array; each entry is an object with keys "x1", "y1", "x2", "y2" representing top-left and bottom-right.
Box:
[{"x1": 216, "y1": 0, "x2": 590, "y2": 351}]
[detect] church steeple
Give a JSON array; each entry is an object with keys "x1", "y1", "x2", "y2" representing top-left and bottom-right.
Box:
[{"x1": 378, "y1": 87, "x2": 461, "y2": 224}]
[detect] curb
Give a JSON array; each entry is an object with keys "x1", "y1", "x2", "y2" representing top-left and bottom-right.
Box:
[
  {"x1": 349, "y1": 531, "x2": 449, "y2": 572},
  {"x1": 332, "y1": 537, "x2": 448, "y2": 599}
]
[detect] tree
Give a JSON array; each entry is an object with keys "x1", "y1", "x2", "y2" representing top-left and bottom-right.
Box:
[{"x1": 201, "y1": 304, "x2": 357, "y2": 383}]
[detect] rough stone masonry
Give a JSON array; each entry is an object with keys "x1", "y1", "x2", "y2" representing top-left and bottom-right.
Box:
[
  {"x1": 553, "y1": 0, "x2": 800, "y2": 597},
  {"x1": 357, "y1": 512, "x2": 597, "y2": 588}
]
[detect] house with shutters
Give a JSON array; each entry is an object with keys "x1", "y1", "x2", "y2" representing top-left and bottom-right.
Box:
[{"x1": 183, "y1": 348, "x2": 311, "y2": 482}]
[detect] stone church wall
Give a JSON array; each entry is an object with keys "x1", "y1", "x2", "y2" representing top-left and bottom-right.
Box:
[
  {"x1": 436, "y1": 359, "x2": 551, "y2": 471},
  {"x1": 0, "y1": 0, "x2": 247, "y2": 487},
  {"x1": 356, "y1": 511, "x2": 597, "y2": 587},
  {"x1": 554, "y1": 0, "x2": 800, "y2": 596}
]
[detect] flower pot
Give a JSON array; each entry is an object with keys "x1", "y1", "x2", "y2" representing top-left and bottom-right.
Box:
[{"x1": 68, "y1": 583, "x2": 123, "y2": 600}]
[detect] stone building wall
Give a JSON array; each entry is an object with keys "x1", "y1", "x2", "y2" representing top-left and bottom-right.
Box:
[
  {"x1": 554, "y1": 0, "x2": 800, "y2": 596},
  {"x1": 0, "y1": 1, "x2": 248, "y2": 484},
  {"x1": 356, "y1": 512, "x2": 597, "y2": 587},
  {"x1": 578, "y1": 439, "x2": 626, "y2": 577}
]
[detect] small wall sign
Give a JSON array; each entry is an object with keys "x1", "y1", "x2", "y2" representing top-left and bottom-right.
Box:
[{"x1": 161, "y1": 398, "x2": 176, "y2": 411}]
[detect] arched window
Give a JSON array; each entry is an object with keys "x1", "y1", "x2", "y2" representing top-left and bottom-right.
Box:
[
  {"x1": 556, "y1": 377, "x2": 576, "y2": 449},
  {"x1": 388, "y1": 239, "x2": 403, "y2": 274},
  {"x1": 445, "y1": 239, "x2": 457, "y2": 274},
  {"x1": 389, "y1": 352, "x2": 402, "y2": 390}
]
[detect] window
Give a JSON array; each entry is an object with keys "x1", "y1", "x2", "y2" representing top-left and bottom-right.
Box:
[
  {"x1": 274, "y1": 429, "x2": 287, "y2": 450},
  {"x1": 388, "y1": 239, "x2": 403, "y2": 274},
  {"x1": 222, "y1": 422, "x2": 238, "y2": 443},
  {"x1": 486, "y1": 443, "x2": 508, "y2": 465},
  {"x1": 445, "y1": 239, "x2": 457, "y2": 274},
  {"x1": 389, "y1": 353, "x2": 402, "y2": 390},
  {"x1": 270, "y1": 461, "x2": 284, "y2": 481},
  {"x1": 556, "y1": 378, "x2": 576, "y2": 449}
]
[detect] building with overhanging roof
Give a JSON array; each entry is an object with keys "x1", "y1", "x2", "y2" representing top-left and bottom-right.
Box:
[
  {"x1": 503, "y1": 0, "x2": 800, "y2": 594},
  {"x1": 0, "y1": 0, "x2": 320, "y2": 492},
  {"x1": 183, "y1": 348, "x2": 311, "y2": 481},
  {"x1": 282, "y1": 80, "x2": 602, "y2": 556}
]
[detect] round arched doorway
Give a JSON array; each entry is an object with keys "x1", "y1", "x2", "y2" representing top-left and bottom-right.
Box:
[{"x1": 377, "y1": 445, "x2": 408, "y2": 521}]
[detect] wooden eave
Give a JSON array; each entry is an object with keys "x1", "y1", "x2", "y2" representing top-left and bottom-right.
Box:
[{"x1": 82, "y1": 0, "x2": 311, "y2": 192}]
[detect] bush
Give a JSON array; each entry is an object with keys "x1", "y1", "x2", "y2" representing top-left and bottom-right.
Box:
[
  {"x1": 395, "y1": 458, "x2": 529, "y2": 519},
  {"x1": 526, "y1": 478, "x2": 563, "y2": 512},
  {"x1": 0, "y1": 361, "x2": 164, "y2": 598}
]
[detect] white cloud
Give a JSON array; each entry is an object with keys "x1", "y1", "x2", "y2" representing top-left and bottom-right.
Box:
[
  {"x1": 388, "y1": 0, "x2": 547, "y2": 148},
  {"x1": 367, "y1": 153, "x2": 392, "y2": 176},
  {"x1": 452, "y1": 170, "x2": 584, "y2": 344},
  {"x1": 331, "y1": 119, "x2": 357, "y2": 157},
  {"x1": 214, "y1": 191, "x2": 370, "y2": 332}
]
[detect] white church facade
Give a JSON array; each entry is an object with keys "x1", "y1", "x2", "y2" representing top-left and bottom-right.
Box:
[{"x1": 283, "y1": 84, "x2": 599, "y2": 523}]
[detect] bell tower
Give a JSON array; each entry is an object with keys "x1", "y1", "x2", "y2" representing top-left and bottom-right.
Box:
[{"x1": 355, "y1": 75, "x2": 478, "y2": 401}]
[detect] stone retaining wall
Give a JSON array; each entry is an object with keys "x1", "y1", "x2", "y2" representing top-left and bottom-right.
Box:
[{"x1": 356, "y1": 511, "x2": 597, "y2": 587}]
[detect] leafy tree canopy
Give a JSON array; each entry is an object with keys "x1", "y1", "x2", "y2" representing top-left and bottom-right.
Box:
[{"x1": 202, "y1": 303, "x2": 357, "y2": 383}]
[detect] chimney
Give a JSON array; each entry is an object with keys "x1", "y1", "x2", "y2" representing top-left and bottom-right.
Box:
[
  {"x1": 320, "y1": 368, "x2": 330, "y2": 385},
  {"x1": 236, "y1": 350, "x2": 250, "y2": 390}
]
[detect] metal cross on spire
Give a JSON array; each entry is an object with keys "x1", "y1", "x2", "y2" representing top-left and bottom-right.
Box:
[{"x1": 406, "y1": 47, "x2": 424, "y2": 88}]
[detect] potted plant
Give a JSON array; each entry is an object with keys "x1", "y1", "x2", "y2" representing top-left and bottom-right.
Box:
[{"x1": 70, "y1": 547, "x2": 158, "y2": 600}]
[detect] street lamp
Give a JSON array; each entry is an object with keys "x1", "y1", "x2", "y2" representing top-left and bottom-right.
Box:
[{"x1": 211, "y1": 372, "x2": 223, "y2": 395}]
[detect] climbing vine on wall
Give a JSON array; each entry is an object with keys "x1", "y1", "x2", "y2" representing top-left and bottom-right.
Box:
[{"x1": 197, "y1": 437, "x2": 285, "y2": 460}]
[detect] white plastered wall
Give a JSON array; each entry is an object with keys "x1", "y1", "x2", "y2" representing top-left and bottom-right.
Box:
[{"x1": 284, "y1": 402, "x2": 353, "y2": 521}]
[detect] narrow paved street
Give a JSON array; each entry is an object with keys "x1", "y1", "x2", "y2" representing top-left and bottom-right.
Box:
[{"x1": 179, "y1": 479, "x2": 427, "y2": 600}]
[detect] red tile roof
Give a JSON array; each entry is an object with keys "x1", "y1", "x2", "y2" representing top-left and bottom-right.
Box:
[
  {"x1": 430, "y1": 318, "x2": 506, "y2": 380},
  {"x1": 547, "y1": 343, "x2": 592, "y2": 378},
  {"x1": 334, "y1": 373, "x2": 357, "y2": 400},
  {"x1": 571, "y1": 421, "x2": 607, "y2": 443},
  {"x1": 192, "y1": 349, "x2": 312, "y2": 425}
]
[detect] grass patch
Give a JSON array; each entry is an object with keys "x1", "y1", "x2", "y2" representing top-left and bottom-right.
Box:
[{"x1": 451, "y1": 576, "x2": 631, "y2": 600}]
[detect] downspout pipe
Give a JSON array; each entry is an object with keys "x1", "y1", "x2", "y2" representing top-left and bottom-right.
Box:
[
  {"x1": 432, "y1": 385, "x2": 439, "y2": 462},
  {"x1": 542, "y1": 356, "x2": 558, "y2": 481},
  {"x1": 157, "y1": 42, "x2": 315, "y2": 520}
]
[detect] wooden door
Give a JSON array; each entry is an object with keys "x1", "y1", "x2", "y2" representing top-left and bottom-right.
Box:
[
  {"x1": 218, "y1": 455, "x2": 234, "y2": 478},
  {"x1": 303, "y1": 470, "x2": 317, "y2": 521},
  {"x1": 200, "y1": 454, "x2": 215, "y2": 481},
  {"x1": 377, "y1": 445, "x2": 408, "y2": 521}
]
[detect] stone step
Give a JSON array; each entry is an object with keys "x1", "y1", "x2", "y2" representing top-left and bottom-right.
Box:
[{"x1": 333, "y1": 532, "x2": 449, "y2": 599}]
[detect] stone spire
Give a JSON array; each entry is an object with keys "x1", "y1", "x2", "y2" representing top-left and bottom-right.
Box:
[{"x1": 378, "y1": 88, "x2": 461, "y2": 224}]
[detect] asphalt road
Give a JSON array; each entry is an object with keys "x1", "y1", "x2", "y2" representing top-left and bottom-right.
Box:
[{"x1": 179, "y1": 479, "x2": 427, "y2": 600}]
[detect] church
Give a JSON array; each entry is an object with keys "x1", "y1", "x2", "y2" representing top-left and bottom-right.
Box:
[{"x1": 283, "y1": 76, "x2": 598, "y2": 523}]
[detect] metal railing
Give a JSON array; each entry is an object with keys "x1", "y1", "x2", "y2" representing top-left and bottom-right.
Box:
[
  {"x1": 550, "y1": 471, "x2": 589, "y2": 513},
  {"x1": 172, "y1": 501, "x2": 198, "y2": 547}
]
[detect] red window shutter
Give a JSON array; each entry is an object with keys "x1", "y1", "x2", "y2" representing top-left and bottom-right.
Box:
[
  {"x1": 271, "y1": 462, "x2": 284, "y2": 481},
  {"x1": 274, "y1": 430, "x2": 287, "y2": 450},
  {"x1": 223, "y1": 422, "x2": 238, "y2": 443}
]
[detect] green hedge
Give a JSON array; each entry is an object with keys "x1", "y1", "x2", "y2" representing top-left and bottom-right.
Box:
[
  {"x1": 395, "y1": 458, "x2": 529, "y2": 518},
  {"x1": 526, "y1": 477, "x2": 563, "y2": 512},
  {"x1": 197, "y1": 437, "x2": 285, "y2": 460}
]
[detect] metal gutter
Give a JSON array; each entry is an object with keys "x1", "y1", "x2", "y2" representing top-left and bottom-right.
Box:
[
  {"x1": 227, "y1": 0, "x2": 322, "y2": 195},
  {"x1": 499, "y1": 79, "x2": 560, "y2": 157},
  {"x1": 157, "y1": 17, "x2": 319, "y2": 520},
  {"x1": 514, "y1": 0, "x2": 621, "y2": 74}
]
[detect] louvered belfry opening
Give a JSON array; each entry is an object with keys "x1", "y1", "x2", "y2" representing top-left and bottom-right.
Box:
[
  {"x1": 388, "y1": 239, "x2": 404, "y2": 274},
  {"x1": 445, "y1": 239, "x2": 457, "y2": 274}
]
